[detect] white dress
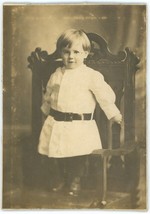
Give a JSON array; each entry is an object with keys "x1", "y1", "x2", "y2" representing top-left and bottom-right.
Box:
[{"x1": 38, "y1": 64, "x2": 120, "y2": 158}]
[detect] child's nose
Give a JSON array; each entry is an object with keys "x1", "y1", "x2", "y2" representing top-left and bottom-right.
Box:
[{"x1": 69, "y1": 52, "x2": 74, "y2": 58}]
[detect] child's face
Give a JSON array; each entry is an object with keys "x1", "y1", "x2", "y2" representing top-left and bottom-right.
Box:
[{"x1": 60, "y1": 41, "x2": 88, "y2": 69}]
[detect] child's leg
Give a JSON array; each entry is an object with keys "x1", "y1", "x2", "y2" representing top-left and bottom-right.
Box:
[
  {"x1": 66, "y1": 155, "x2": 87, "y2": 178},
  {"x1": 65, "y1": 155, "x2": 88, "y2": 195},
  {"x1": 52, "y1": 158, "x2": 66, "y2": 191}
]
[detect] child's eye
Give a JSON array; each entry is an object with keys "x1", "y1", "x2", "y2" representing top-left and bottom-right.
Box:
[
  {"x1": 63, "y1": 50, "x2": 69, "y2": 54},
  {"x1": 74, "y1": 50, "x2": 80, "y2": 54}
]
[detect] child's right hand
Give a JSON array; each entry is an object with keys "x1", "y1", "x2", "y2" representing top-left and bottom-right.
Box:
[{"x1": 110, "y1": 113, "x2": 122, "y2": 124}]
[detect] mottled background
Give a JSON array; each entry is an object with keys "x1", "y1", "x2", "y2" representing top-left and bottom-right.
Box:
[{"x1": 3, "y1": 4, "x2": 146, "y2": 209}]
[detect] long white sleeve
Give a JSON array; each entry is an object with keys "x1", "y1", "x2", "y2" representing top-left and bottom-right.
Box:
[{"x1": 89, "y1": 70, "x2": 120, "y2": 120}]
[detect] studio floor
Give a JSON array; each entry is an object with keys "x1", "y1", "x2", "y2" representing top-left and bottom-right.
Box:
[{"x1": 2, "y1": 138, "x2": 146, "y2": 210}]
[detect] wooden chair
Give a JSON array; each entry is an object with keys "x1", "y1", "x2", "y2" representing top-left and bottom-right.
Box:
[{"x1": 27, "y1": 32, "x2": 140, "y2": 209}]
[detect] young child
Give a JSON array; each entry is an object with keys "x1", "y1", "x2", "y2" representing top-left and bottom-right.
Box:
[{"x1": 38, "y1": 29, "x2": 122, "y2": 196}]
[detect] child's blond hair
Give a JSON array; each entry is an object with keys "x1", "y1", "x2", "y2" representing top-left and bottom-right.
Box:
[{"x1": 56, "y1": 29, "x2": 91, "y2": 53}]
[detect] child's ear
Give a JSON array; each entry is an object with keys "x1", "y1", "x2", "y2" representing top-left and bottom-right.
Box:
[{"x1": 84, "y1": 51, "x2": 89, "y2": 59}]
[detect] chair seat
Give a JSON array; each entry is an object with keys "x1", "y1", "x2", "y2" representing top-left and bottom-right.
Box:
[{"x1": 92, "y1": 143, "x2": 138, "y2": 156}]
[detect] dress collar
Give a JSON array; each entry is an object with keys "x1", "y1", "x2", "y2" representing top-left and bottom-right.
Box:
[{"x1": 61, "y1": 64, "x2": 86, "y2": 74}]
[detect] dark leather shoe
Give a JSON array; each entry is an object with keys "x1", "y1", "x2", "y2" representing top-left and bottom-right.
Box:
[{"x1": 69, "y1": 177, "x2": 81, "y2": 196}]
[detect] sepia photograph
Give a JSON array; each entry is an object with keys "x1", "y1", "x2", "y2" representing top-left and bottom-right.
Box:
[{"x1": 3, "y1": 3, "x2": 146, "y2": 210}]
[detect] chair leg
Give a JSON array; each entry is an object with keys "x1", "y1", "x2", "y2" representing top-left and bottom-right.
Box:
[
  {"x1": 125, "y1": 148, "x2": 141, "y2": 208},
  {"x1": 101, "y1": 156, "x2": 107, "y2": 206},
  {"x1": 89, "y1": 155, "x2": 107, "y2": 208}
]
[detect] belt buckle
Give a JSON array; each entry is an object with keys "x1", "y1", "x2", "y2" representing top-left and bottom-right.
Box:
[
  {"x1": 80, "y1": 114, "x2": 84, "y2": 120},
  {"x1": 65, "y1": 113, "x2": 73, "y2": 121}
]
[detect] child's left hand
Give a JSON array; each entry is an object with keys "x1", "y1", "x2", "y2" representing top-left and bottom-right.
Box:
[{"x1": 110, "y1": 113, "x2": 122, "y2": 124}]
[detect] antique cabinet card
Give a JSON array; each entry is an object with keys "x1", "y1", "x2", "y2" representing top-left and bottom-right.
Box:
[{"x1": 2, "y1": 2, "x2": 146, "y2": 211}]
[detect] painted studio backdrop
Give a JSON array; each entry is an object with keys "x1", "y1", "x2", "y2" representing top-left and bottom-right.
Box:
[{"x1": 3, "y1": 5, "x2": 146, "y2": 209}]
